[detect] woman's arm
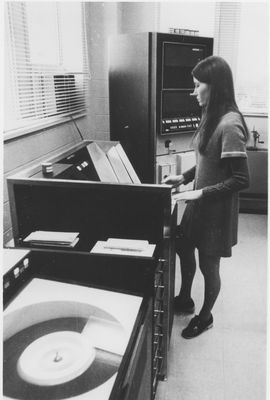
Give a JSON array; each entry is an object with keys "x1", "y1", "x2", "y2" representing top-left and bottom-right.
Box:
[
  {"x1": 162, "y1": 165, "x2": 196, "y2": 187},
  {"x1": 173, "y1": 158, "x2": 249, "y2": 202},
  {"x1": 182, "y1": 165, "x2": 196, "y2": 185},
  {"x1": 202, "y1": 157, "x2": 250, "y2": 199}
]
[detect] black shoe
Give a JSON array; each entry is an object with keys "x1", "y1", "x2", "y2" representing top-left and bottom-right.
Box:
[
  {"x1": 174, "y1": 296, "x2": 195, "y2": 314},
  {"x1": 181, "y1": 314, "x2": 213, "y2": 339}
]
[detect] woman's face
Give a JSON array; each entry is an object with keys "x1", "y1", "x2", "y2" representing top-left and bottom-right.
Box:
[{"x1": 192, "y1": 77, "x2": 210, "y2": 107}]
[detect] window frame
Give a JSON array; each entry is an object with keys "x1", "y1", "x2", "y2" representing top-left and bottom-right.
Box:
[{"x1": 3, "y1": 112, "x2": 86, "y2": 143}]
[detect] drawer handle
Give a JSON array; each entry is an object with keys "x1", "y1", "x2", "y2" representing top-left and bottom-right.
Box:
[
  {"x1": 154, "y1": 333, "x2": 163, "y2": 337},
  {"x1": 154, "y1": 337, "x2": 162, "y2": 345},
  {"x1": 155, "y1": 270, "x2": 164, "y2": 275},
  {"x1": 158, "y1": 258, "x2": 166, "y2": 264},
  {"x1": 4, "y1": 281, "x2": 10, "y2": 289}
]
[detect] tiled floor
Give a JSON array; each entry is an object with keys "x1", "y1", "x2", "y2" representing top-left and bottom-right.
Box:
[{"x1": 156, "y1": 213, "x2": 267, "y2": 400}]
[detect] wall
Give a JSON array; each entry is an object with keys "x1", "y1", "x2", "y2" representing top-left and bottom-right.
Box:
[
  {"x1": 83, "y1": 2, "x2": 159, "y2": 141},
  {"x1": 119, "y1": 2, "x2": 159, "y2": 34},
  {"x1": 83, "y1": 2, "x2": 119, "y2": 141},
  {"x1": 159, "y1": 2, "x2": 215, "y2": 37}
]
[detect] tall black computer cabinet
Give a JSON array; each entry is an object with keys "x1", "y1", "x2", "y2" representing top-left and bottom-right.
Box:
[{"x1": 109, "y1": 32, "x2": 213, "y2": 183}]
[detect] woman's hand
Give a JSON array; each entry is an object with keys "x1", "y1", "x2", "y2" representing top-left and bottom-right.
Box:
[
  {"x1": 172, "y1": 189, "x2": 203, "y2": 202},
  {"x1": 162, "y1": 174, "x2": 185, "y2": 187}
]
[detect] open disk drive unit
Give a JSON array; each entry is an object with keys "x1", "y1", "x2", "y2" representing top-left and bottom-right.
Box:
[{"x1": 5, "y1": 140, "x2": 177, "y2": 400}]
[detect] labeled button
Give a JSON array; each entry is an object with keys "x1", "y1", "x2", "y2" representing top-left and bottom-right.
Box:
[
  {"x1": 4, "y1": 280, "x2": 10, "y2": 289},
  {"x1": 14, "y1": 267, "x2": 20, "y2": 278}
]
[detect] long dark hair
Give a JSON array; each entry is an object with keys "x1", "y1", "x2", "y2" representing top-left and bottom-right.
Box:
[{"x1": 192, "y1": 56, "x2": 249, "y2": 153}]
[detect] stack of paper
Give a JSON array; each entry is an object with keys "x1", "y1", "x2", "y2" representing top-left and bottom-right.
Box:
[
  {"x1": 91, "y1": 238, "x2": 156, "y2": 257},
  {"x1": 23, "y1": 231, "x2": 79, "y2": 248}
]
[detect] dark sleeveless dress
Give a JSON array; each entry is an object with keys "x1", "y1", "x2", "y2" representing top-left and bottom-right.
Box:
[{"x1": 179, "y1": 112, "x2": 249, "y2": 257}]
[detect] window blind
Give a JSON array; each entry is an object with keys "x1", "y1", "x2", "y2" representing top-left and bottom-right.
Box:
[
  {"x1": 214, "y1": 2, "x2": 268, "y2": 115},
  {"x1": 214, "y1": 2, "x2": 241, "y2": 74},
  {"x1": 4, "y1": 2, "x2": 90, "y2": 135}
]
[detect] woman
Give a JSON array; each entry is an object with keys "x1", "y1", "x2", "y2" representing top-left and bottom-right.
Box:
[{"x1": 163, "y1": 56, "x2": 250, "y2": 339}]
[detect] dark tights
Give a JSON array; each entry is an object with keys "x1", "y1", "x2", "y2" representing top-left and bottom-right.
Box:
[{"x1": 176, "y1": 236, "x2": 221, "y2": 321}]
